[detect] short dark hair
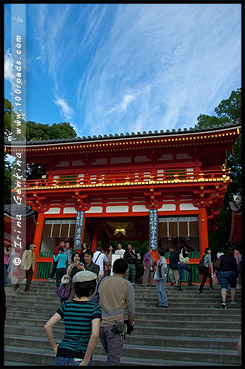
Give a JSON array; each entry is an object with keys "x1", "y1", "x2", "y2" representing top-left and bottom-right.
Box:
[
  {"x1": 6, "y1": 244, "x2": 12, "y2": 252},
  {"x1": 74, "y1": 280, "x2": 96, "y2": 298},
  {"x1": 113, "y1": 258, "x2": 128, "y2": 274},
  {"x1": 84, "y1": 249, "x2": 94, "y2": 257},
  {"x1": 59, "y1": 247, "x2": 64, "y2": 252},
  {"x1": 158, "y1": 248, "x2": 165, "y2": 256},
  {"x1": 71, "y1": 252, "x2": 80, "y2": 262},
  {"x1": 204, "y1": 247, "x2": 210, "y2": 254},
  {"x1": 97, "y1": 246, "x2": 103, "y2": 251},
  {"x1": 226, "y1": 247, "x2": 234, "y2": 256}
]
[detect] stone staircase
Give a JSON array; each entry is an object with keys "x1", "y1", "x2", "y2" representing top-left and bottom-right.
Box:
[{"x1": 4, "y1": 281, "x2": 241, "y2": 366}]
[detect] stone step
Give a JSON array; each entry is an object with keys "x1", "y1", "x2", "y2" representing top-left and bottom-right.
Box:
[
  {"x1": 3, "y1": 352, "x2": 233, "y2": 367},
  {"x1": 5, "y1": 282, "x2": 232, "y2": 293},
  {"x1": 4, "y1": 281, "x2": 241, "y2": 366},
  {"x1": 6, "y1": 309, "x2": 241, "y2": 322},
  {"x1": 4, "y1": 343, "x2": 241, "y2": 366},
  {"x1": 6, "y1": 290, "x2": 241, "y2": 300},
  {"x1": 5, "y1": 316, "x2": 241, "y2": 330},
  {"x1": 6, "y1": 304, "x2": 241, "y2": 316},
  {"x1": 6, "y1": 297, "x2": 242, "y2": 309},
  {"x1": 4, "y1": 333, "x2": 239, "y2": 351},
  {"x1": 4, "y1": 323, "x2": 241, "y2": 339}
]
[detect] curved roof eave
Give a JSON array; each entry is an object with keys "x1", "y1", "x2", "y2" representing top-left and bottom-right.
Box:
[{"x1": 4, "y1": 121, "x2": 241, "y2": 148}]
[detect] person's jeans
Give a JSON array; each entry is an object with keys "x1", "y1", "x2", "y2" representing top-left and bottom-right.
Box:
[
  {"x1": 124, "y1": 264, "x2": 136, "y2": 283},
  {"x1": 4, "y1": 264, "x2": 8, "y2": 286},
  {"x1": 99, "y1": 326, "x2": 124, "y2": 366},
  {"x1": 218, "y1": 270, "x2": 237, "y2": 291},
  {"x1": 54, "y1": 357, "x2": 92, "y2": 366},
  {"x1": 177, "y1": 262, "x2": 192, "y2": 285},
  {"x1": 199, "y1": 266, "x2": 212, "y2": 292},
  {"x1": 49, "y1": 260, "x2": 58, "y2": 279},
  {"x1": 156, "y1": 279, "x2": 168, "y2": 306},
  {"x1": 56, "y1": 268, "x2": 66, "y2": 289}
]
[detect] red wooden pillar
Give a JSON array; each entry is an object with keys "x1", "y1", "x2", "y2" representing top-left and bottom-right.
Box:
[
  {"x1": 33, "y1": 212, "x2": 45, "y2": 279},
  {"x1": 91, "y1": 228, "x2": 98, "y2": 252},
  {"x1": 198, "y1": 207, "x2": 208, "y2": 256}
]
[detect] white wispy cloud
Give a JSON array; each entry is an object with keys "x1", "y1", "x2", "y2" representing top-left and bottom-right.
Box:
[
  {"x1": 76, "y1": 4, "x2": 240, "y2": 136},
  {"x1": 26, "y1": 4, "x2": 240, "y2": 137},
  {"x1": 108, "y1": 94, "x2": 136, "y2": 114},
  {"x1": 54, "y1": 97, "x2": 75, "y2": 121},
  {"x1": 14, "y1": 15, "x2": 23, "y2": 23},
  {"x1": 4, "y1": 49, "x2": 15, "y2": 84}
]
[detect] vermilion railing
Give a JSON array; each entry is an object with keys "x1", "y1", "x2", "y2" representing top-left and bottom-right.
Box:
[{"x1": 19, "y1": 168, "x2": 229, "y2": 190}]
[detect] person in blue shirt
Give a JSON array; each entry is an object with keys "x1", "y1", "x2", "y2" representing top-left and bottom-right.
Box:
[{"x1": 53, "y1": 247, "x2": 68, "y2": 289}]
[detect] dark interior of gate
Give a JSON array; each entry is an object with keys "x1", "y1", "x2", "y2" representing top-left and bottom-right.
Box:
[{"x1": 84, "y1": 215, "x2": 199, "y2": 252}]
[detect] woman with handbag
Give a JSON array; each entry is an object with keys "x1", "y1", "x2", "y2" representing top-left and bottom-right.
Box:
[
  {"x1": 197, "y1": 248, "x2": 213, "y2": 294},
  {"x1": 177, "y1": 242, "x2": 195, "y2": 291},
  {"x1": 142, "y1": 246, "x2": 155, "y2": 287}
]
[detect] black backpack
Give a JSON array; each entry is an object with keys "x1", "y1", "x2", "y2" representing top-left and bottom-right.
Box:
[{"x1": 197, "y1": 256, "x2": 205, "y2": 274}]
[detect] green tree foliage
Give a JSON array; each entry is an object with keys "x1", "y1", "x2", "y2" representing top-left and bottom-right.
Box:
[
  {"x1": 26, "y1": 121, "x2": 77, "y2": 141},
  {"x1": 25, "y1": 121, "x2": 77, "y2": 180},
  {"x1": 196, "y1": 88, "x2": 241, "y2": 255}
]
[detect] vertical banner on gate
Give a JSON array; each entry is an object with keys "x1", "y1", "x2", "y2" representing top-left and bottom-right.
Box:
[
  {"x1": 74, "y1": 211, "x2": 85, "y2": 250},
  {"x1": 149, "y1": 209, "x2": 158, "y2": 250}
]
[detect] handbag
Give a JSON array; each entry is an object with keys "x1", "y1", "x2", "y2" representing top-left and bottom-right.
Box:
[
  {"x1": 90, "y1": 276, "x2": 106, "y2": 303},
  {"x1": 57, "y1": 275, "x2": 72, "y2": 300},
  {"x1": 214, "y1": 256, "x2": 222, "y2": 271},
  {"x1": 212, "y1": 273, "x2": 219, "y2": 284},
  {"x1": 197, "y1": 256, "x2": 206, "y2": 274},
  {"x1": 57, "y1": 283, "x2": 71, "y2": 300}
]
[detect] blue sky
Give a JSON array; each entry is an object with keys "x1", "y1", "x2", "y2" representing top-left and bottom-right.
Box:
[{"x1": 4, "y1": 3, "x2": 241, "y2": 138}]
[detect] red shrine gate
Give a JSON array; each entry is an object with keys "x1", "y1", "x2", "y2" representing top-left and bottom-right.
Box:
[{"x1": 6, "y1": 122, "x2": 240, "y2": 280}]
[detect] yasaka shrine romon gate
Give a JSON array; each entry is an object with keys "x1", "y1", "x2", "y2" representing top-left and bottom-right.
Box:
[{"x1": 6, "y1": 122, "x2": 240, "y2": 280}]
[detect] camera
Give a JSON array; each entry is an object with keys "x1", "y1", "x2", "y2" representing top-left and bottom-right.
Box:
[{"x1": 111, "y1": 320, "x2": 127, "y2": 335}]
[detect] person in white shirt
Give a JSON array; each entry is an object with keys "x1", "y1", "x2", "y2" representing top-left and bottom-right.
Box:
[
  {"x1": 217, "y1": 247, "x2": 224, "y2": 259},
  {"x1": 115, "y1": 242, "x2": 125, "y2": 259},
  {"x1": 93, "y1": 247, "x2": 108, "y2": 280}
]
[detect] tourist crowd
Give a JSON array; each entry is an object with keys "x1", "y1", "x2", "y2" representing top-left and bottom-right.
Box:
[{"x1": 5, "y1": 238, "x2": 241, "y2": 366}]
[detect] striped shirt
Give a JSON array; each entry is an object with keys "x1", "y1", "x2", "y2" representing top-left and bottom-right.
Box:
[{"x1": 56, "y1": 300, "x2": 102, "y2": 359}]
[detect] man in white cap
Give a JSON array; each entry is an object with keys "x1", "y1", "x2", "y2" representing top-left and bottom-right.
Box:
[
  {"x1": 13, "y1": 244, "x2": 36, "y2": 292},
  {"x1": 44, "y1": 270, "x2": 102, "y2": 366}
]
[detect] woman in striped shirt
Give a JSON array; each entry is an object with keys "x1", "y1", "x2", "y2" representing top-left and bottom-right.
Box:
[{"x1": 44, "y1": 271, "x2": 102, "y2": 366}]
